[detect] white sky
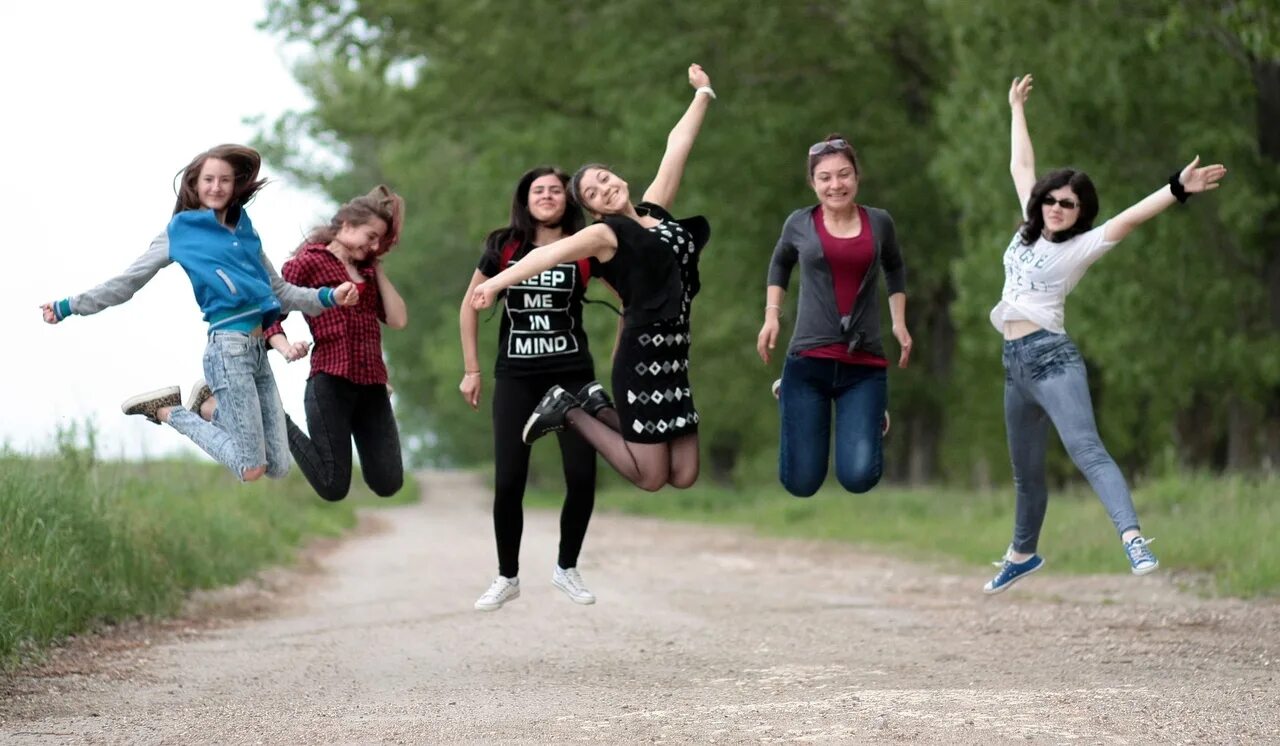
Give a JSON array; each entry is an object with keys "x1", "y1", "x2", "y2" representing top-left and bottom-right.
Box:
[{"x1": 3, "y1": 1, "x2": 338, "y2": 459}]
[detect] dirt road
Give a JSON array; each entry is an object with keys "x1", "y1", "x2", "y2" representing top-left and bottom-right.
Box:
[{"x1": 2, "y1": 471, "x2": 1277, "y2": 743}]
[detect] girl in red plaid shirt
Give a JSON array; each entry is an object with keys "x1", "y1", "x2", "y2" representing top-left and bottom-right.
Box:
[{"x1": 197, "y1": 186, "x2": 408, "y2": 501}]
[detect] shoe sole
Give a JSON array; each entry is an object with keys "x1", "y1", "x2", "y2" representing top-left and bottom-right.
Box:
[
  {"x1": 520, "y1": 410, "x2": 543, "y2": 445},
  {"x1": 982, "y1": 558, "x2": 1044, "y2": 595},
  {"x1": 1131, "y1": 560, "x2": 1159, "y2": 576},
  {"x1": 121, "y1": 386, "x2": 182, "y2": 424},
  {"x1": 552, "y1": 577, "x2": 596, "y2": 605},
  {"x1": 474, "y1": 586, "x2": 520, "y2": 611}
]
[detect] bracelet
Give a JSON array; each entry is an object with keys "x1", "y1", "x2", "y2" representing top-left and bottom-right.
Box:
[
  {"x1": 463, "y1": 371, "x2": 481, "y2": 377},
  {"x1": 765, "y1": 304, "x2": 782, "y2": 317},
  {"x1": 695, "y1": 85, "x2": 716, "y2": 100},
  {"x1": 1168, "y1": 172, "x2": 1190, "y2": 204}
]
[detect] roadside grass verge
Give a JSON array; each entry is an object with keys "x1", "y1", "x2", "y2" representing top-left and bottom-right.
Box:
[
  {"x1": 0, "y1": 436, "x2": 417, "y2": 670},
  {"x1": 529, "y1": 472, "x2": 1278, "y2": 597}
]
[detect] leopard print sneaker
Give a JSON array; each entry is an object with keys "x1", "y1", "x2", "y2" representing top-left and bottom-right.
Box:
[
  {"x1": 121, "y1": 386, "x2": 182, "y2": 425},
  {"x1": 185, "y1": 378, "x2": 213, "y2": 416}
]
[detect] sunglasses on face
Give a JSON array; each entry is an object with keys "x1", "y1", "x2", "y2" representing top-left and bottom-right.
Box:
[
  {"x1": 1042, "y1": 196, "x2": 1079, "y2": 210},
  {"x1": 808, "y1": 138, "x2": 850, "y2": 155}
]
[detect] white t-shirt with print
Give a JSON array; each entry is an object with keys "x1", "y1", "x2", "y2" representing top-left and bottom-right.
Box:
[{"x1": 989, "y1": 222, "x2": 1118, "y2": 334}]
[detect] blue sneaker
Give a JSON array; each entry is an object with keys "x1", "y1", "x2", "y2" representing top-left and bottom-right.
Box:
[
  {"x1": 983, "y1": 553, "x2": 1044, "y2": 594},
  {"x1": 1124, "y1": 536, "x2": 1159, "y2": 575}
]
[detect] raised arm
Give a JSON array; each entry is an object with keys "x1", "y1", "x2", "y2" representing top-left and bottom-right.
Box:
[
  {"x1": 471, "y1": 224, "x2": 617, "y2": 309},
  {"x1": 1009, "y1": 74, "x2": 1037, "y2": 215},
  {"x1": 1103, "y1": 156, "x2": 1227, "y2": 243},
  {"x1": 641, "y1": 64, "x2": 715, "y2": 210}
]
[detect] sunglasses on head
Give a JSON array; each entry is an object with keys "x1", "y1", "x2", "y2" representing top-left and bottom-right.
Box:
[
  {"x1": 808, "y1": 138, "x2": 850, "y2": 156},
  {"x1": 1042, "y1": 196, "x2": 1079, "y2": 210}
]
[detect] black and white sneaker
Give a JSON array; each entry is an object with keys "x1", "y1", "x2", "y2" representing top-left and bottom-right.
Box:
[
  {"x1": 522, "y1": 386, "x2": 580, "y2": 444},
  {"x1": 577, "y1": 381, "x2": 614, "y2": 417}
]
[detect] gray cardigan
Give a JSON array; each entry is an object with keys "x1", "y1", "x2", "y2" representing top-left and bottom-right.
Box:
[{"x1": 767, "y1": 205, "x2": 907, "y2": 359}]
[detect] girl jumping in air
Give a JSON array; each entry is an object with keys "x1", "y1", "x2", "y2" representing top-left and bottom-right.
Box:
[
  {"x1": 470, "y1": 64, "x2": 715, "y2": 494},
  {"x1": 984, "y1": 75, "x2": 1226, "y2": 593},
  {"x1": 41, "y1": 144, "x2": 357, "y2": 482},
  {"x1": 196, "y1": 186, "x2": 409, "y2": 501},
  {"x1": 461, "y1": 167, "x2": 604, "y2": 611},
  {"x1": 756, "y1": 135, "x2": 912, "y2": 497}
]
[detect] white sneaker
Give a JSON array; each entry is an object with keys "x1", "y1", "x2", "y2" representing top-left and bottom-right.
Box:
[
  {"x1": 474, "y1": 576, "x2": 520, "y2": 611},
  {"x1": 552, "y1": 566, "x2": 596, "y2": 605}
]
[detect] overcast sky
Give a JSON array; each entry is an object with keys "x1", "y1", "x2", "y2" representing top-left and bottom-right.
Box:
[{"x1": 4, "y1": 1, "x2": 339, "y2": 459}]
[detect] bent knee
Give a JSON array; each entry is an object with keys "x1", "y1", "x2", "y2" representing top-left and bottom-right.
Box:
[
  {"x1": 241, "y1": 465, "x2": 268, "y2": 482},
  {"x1": 781, "y1": 476, "x2": 821, "y2": 498},
  {"x1": 636, "y1": 476, "x2": 667, "y2": 492},
  {"x1": 668, "y1": 470, "x2": 698, "y2": 490},
  {"x1": 836, "y1": 472, "x2": 881, "y2": 494},
  {"x1": 369, "y1": 476, "x2": 404, "y2": 498}
]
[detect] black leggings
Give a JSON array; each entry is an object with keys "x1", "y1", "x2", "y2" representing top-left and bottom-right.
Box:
[
  {"x1": 287, "y1": 373, "x2": 404, "y2": 502},
  {"x1": 492, "y1": 371, "x2": 597, "y2": 578}
]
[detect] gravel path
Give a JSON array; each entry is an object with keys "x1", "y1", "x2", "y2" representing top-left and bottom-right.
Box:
[{"x1": 2, "y1": 470, "x2": 1277, "y2": 744}]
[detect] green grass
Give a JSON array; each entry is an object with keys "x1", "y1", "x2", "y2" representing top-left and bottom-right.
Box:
[
  {"x1": 0, "y1": 434, "x2": 417, "y2": 671},
  {"x1": 529, "y1": 472, "x2": 1279, "y2": 598}
]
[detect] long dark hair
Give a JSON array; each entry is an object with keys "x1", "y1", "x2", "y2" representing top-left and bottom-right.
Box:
[
  {"x1": 300, "y1": 185, "x2": 403, "y2": 261},
  {"x1": 484, "y1": 166, "x2": 583, "y2": 255},
  {"x1": 1020, "y1": 168, "x2": 1100, "y2": 244},
  {"x1": 173, "y1": 144, "x2": 265, "y2": 226}
]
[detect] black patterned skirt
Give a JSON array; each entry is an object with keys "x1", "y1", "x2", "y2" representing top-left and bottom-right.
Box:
[{"x1": 611, "y1": 317, "x2": 699, "y2": 444}]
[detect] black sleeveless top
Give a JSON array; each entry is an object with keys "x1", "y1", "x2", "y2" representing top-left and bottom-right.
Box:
[{"x1": 593, "y1": 202, "x2": 710, "y2": 329}]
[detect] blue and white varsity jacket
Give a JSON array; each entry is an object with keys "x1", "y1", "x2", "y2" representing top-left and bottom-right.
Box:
[{"x1": 54, "y1": 208, "x2": 336, "y2": 329}]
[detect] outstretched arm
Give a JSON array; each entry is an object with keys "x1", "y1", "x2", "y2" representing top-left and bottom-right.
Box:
[
  {"x1": 1009, "y1": 74, "x2": 1036, "y2": 215},
  {"x1": 1103, "y1": 157, "x2": 1227, "y2": 243},
  {"x1": 641, "y1": 64, "x2": 714, "y2": 210},
  {"x1": 470, "y1": 224, "x2": 617, "y2": 309}
]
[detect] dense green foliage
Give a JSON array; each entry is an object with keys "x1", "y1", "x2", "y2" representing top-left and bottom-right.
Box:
[
  {"x1": 259, "y1": 0, "x2": 1279, "y2": 484},
  {"x1": 0, "y1": 432, "x2": 415, "y2": 670}
]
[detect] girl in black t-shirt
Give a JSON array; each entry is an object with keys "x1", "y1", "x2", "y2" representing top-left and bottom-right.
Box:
[
  {"x1": 460, "y1": 166, "x2": 611, "y2": 611},
  {"x1": 470, "y1": 65, "x2": 714, "y2": 494}
]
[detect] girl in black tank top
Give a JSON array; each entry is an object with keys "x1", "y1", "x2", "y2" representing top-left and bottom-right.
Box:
[{"x1": 469, "y1": 64, "x2": 716, "y2": 493}]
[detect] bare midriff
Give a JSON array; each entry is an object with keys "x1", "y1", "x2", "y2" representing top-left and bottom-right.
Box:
[{"x1": 1003, "y1": 319, "x2": 1043, "y2": 340}]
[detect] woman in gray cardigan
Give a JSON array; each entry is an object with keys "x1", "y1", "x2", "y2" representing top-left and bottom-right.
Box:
[{"x1": 756, "y1": 135, "x2": 912, "y2": 497}]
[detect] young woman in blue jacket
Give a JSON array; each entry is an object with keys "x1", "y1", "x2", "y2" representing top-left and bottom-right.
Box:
[{"x1": 42, "y1": 144, "x2": 358, "y2": 482}]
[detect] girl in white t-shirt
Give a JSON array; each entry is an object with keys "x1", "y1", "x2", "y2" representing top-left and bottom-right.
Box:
[{"x1": 984, "y1": 74, "x2": 1227, "y2": 594}]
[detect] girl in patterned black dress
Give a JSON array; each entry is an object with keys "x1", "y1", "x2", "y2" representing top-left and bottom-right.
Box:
[{"x1": 470, "y1": 64, "x2": 715, "y2": 491}]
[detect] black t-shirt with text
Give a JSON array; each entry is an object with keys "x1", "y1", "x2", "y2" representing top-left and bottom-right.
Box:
[{"x1": 477, "y1": 239, "x2": 595, "y2": 378}]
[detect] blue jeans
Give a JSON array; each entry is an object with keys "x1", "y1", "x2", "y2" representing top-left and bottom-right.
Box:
[
  {"x1": 1003, "y1": 331, "x2": 1140, "y2": 553},
  {"x1": 167, "y1": 332, "x2": 290, "y2": 481},
  {"x1": 778, "y1": 355, "x2": 887, "y2": 497}
]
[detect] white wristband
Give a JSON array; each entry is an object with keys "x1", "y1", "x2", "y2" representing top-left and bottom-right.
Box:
[{"x1": 695, "y1": 85, "x2": 716, "y2": 100}]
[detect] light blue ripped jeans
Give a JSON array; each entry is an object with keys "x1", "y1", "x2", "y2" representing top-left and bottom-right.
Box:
[
  {"x1": 1003, "y1": 330, "x2": 1140, "y2": 554},
  {"x1": 166, "y1": 331, "x2": 290, "y2": 481}
]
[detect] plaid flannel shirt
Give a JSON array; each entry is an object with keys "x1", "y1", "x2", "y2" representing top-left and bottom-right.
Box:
[{"x1": 264, "y1": 244, "x2": 389, "y2": 385}]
